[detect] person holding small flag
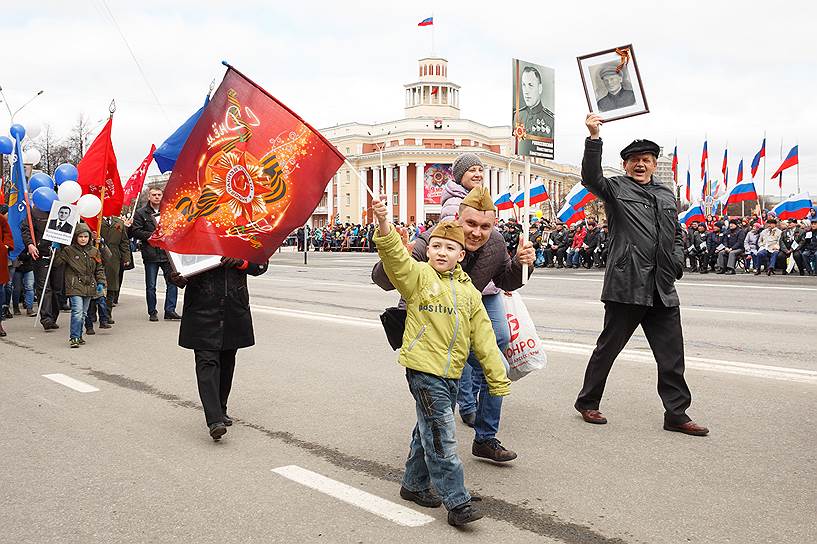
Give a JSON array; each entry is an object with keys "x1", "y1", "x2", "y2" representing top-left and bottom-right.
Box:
[{"x1": 574, "y1": 114, "x2": 708, "y2": 436}]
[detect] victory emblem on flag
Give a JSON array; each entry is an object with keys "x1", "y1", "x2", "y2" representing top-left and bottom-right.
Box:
[{"x1": 151, "y1": 64, "x2": 344, "y2": 262}]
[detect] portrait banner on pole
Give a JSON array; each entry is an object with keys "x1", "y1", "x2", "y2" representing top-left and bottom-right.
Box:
[{"x1": 512, "y1": 58, "x2": 555, "y2": 159}]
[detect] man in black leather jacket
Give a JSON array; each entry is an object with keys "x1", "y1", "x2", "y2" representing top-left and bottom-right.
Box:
[{"x1": 573, "y1": 113, "x2": 708, "y2": 437}]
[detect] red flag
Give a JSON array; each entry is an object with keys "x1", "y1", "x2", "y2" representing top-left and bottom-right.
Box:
[
  {"x1": 670, "y1": 146, "x2": 678, "y2": 183},
  {"x1": 77, "y1": 118, "x2": 122, "y2": 222},
  {"x1": 123, "y1": 144, "x2": 156, "y2": 208},
  {"x1": 150, "y1": 65, "x2": 345, "y2": 262}
]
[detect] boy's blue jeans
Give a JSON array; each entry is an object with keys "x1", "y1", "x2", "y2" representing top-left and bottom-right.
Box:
[
  {"x1": 69, "y1": 296, "x2": 91, "y2": 340},
  {"x1": 13, "y1": 269, "x2": 35, "y2": 309},
  {"x1": 403, "y1": 369, "x2": 470, "y2": 511},
  {"x1": 456, "y1": 293, "x2": 510, "y2": 442}
]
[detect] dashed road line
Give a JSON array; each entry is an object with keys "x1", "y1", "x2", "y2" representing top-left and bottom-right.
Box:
[
  {"x1": 42, "y1": 373, "x2": 99, "y2": 393},
  {"x1": 271, "y1": 465, "x2": 433, "y2": 527}
]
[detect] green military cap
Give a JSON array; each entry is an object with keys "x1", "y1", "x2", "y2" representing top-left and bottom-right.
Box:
[
  {"x1": 429, "y1": 220, "x2": 465, "y2": 248},
  {"x1": 461, "y1": 186, "x2": 496, "y2": 212}
]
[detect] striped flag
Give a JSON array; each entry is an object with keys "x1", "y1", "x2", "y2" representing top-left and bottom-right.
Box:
[{"x1": 750, "y1": 138, "x2": 766, "y2": 178}]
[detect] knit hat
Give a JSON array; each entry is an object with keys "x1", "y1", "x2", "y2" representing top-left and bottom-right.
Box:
[
  {"x1": 452, "y1": 153, "x2": 483, "y2": 184},
  {"x1": 429, "y1": 220, "x2": 465, "y2": 248},
  {"x1": 460, "y1": 186, "x2": 496, "y2": 212}
]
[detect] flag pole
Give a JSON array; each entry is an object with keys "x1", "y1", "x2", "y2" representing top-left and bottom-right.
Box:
[
  {"x1": 95, "y1": 101, "x2": 116, "y2": 247},
  {"x1": 34, "y1": 252, "x2": 56, "y2": 327},
  {"x1": 522, "y1": 156, "x2": 530, "y2": 285},
  {"x1": 705, "y1": 134, "x2": 712, "y2": 216},
  {"x1": 779, "y1": 139, "x2": 783, "y2": 200},
  {"x1": 796, "y1": 139, "x2": 800, "y2": 193},
  {"x1": 761, "y1": 130, "x2": 767, "y2": 212}
]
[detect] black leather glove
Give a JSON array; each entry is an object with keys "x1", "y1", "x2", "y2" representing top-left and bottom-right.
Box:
[
  {"x1": 169, "y1": 271, "x2": 188, "y2": 288},
  {"x1": 220, "y1": 257, "x2": 245, "y2": 269}
]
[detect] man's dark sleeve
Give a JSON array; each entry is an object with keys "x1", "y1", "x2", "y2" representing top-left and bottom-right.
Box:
[
  {"x1": 371, "y1": 234, "x2": 428, "y2": 291},
  {"x1": 130, "y1": 210, "x2": 151, "y2": 242},
  {"x1": 119, "y1": 225, "x2": 132, "y2": 264},
  {"x1": 246, "y1": 261, "x2": 268, "y2": 276},
  {"x1": 21, "y1": 218, "x2": 33, "y2": 247},
  {"x1": 673, "y1": 222, "x2": 685, "y2": 279},
  {"x1": 581, "y1": 137, "x2": 615, "y2": 202}
]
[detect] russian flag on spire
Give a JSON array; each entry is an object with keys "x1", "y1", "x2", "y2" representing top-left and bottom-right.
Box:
[
  {"x1": 721, "y1": 147, "x2": 728, "y2": 187},
  {"x1": 686, "y1": 169, "x2": 691, "y2": 202},
  {"x1": 771, "y1": 145, "x2": 799, "y2": 180},
  {"x1": 750, "y1": 138, "x2": 766, "y2": 178},
  {"x1": 418, "y1": 17, "x2": 433, "y2": 26}
]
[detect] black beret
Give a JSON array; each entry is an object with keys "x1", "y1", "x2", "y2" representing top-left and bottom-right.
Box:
[{"x1": 620, "y1": 139, "x2": 660, "y2": 160}]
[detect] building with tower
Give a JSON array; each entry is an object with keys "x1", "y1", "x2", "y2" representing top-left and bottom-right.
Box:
[{"x1": 313, "y1": 56, "x2": 621, "y2": 227}]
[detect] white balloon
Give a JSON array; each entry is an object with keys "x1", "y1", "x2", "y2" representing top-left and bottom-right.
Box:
[
  {"x1": 23, "y1": 121, "x2": 41, "y2": 140},
  {"x1": 23, "y1": 148, "x2": 42, "y2": 166},
  {"x1": 77, "y1": 194, "x2": 102, "y2": 218},
  {"x1": 57, "y1": 180, "x2": 82, "y2": 204}
]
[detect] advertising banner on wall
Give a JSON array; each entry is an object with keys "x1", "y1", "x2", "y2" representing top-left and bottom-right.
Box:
[
  {"x1": 512, "y1": 58, "x2": 555, "y2": 159},
  {"x1": 424, "y1": 163, "x2": 453, "y2": 204}
]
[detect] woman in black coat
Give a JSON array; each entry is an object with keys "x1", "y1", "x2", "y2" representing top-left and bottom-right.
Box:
[{"x1": 171, "y1": 257, "x2": 268, "y2": 440}]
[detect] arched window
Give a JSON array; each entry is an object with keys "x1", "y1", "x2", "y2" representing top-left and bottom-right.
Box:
[{"x1": 436, "y1": 65, "x2": 440, "y2": 75}]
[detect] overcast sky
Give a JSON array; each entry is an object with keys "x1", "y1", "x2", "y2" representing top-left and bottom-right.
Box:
[{"x1": 4, "y1": 0, "x2": 815, "y2": 198}]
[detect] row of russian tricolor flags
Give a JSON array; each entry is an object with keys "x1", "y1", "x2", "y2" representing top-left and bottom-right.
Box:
[
  {"x1": 493, "y1": 180, "x2": 595, "y2": 226},
  {"x1": 678, "y1": 193, "x2": 814, "y2": 226}
]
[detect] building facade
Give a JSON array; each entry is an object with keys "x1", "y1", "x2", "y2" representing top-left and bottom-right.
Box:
[{"x1": 314, "y1": 57, "x2": 612, "y2": 227}]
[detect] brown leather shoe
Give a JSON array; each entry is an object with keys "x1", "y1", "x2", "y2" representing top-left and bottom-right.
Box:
[
  {"x1": 472, "y1": 438, "x2": 517, "y2": 462},
  {"x1": 578, "y1": 409, "x2": 607, "y2": 424},
  {"x1": 664, "y1": 421, "x2": 709, "y2": 436}
]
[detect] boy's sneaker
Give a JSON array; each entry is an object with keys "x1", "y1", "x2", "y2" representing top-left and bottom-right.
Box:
[
  {"x1": 399, "y1": 486, "x2": 442, "y2": 508},
  {"x1": 447, "y1": 502, "x2": 483, "y2": 526},
  {"x1": 26, "y1": 308, "x2": 37, "y2": 317},
  {"x1": 70, "y1": 338, "x2": 80, "y2": 348},
  {"x1": 78, "y1": 337, "x2": 86, "y2": 345},
  {"x1": 472, "y1": 438, "x2": 517, "y2": 462}
]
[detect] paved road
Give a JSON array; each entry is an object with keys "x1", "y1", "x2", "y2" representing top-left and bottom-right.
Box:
[{"x1": 2, "y1": 251, "x2": 815, "y2": 543}]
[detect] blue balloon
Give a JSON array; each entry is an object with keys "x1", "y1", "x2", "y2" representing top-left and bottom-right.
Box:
[
  {"x1": 32, "y1": 187, "x2": 59, "y2": 212},
  {"x1": 0, "y1": 136, "x2": 12, "y2": 155},
  {"x1": 29, "y1": 172, "x2": 55, "y2": 192},
  {"x1": 9, "y1": 124, "x2": 26, "y2": 140},
  {"x1": 54, "y1": 163, "x2": 79, "y2": 185}
]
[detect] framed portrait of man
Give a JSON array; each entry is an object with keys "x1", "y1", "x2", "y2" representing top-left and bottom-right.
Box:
[
  {"x1": 168, "y1": 251, "x2": 222, "y2": 278},
  {"x1": 512, "y1": 59, "x2": 555, "y2": 159},
  {"x1": 42, "y1": 201, "x2": 79, "y2": 245},
  {"x1": 577, "y1": 44, "x2": 648, "y2": 122}
]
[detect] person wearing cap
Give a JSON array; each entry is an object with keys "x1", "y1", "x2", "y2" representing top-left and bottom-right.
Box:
[
  {"x1": 573, "y1": 114, "x2": 708, "y2": 436},
  {"x1": 596, "y1": 64, "x2": 636, "y2": 112},
  {"x1": 717, "y1": 220, "x2": 746, "y2": 274},
  {"x1": 371, "y1": 197, "x2": 510, "y2": 527},
  {"x1": 373, "y1": 186, "x2": 535, "y2": 462}
]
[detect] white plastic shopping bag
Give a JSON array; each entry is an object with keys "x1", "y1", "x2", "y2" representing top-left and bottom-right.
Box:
[{"x1": 501, "y1": 291, "x2": 547, "y2": 381}]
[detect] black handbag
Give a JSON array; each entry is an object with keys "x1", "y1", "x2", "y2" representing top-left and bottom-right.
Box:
[{"x1": 379, "y1": 307, "x2": 407, "y2": 351}]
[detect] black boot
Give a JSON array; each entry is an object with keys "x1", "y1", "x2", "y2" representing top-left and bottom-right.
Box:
[{"x1": 448, "y1": 502, "x2": 483, "y2": 526}]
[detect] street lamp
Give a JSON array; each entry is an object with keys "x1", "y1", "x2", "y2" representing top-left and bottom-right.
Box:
[{"x1": 11, "y1": 90, "x2": 44, "y2": 124}]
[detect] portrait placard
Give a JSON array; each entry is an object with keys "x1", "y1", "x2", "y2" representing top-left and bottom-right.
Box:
[
  {"x1": 577, "y1": 44, "x2": 648, "y2": 122},
  {"x1": 512, "y1": 59, "x2": 555, "y2": 159},
  {"x1": 168, "y1": 251, "x2": 222, "y2": 278},
  {"x1": 42, "y1": 201, "x2": 80, "y2": 245}
]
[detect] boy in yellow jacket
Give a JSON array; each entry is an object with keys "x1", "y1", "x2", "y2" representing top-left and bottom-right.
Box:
[{"x1": 372, "y1": 197, "x2": 510, "y2": 527}]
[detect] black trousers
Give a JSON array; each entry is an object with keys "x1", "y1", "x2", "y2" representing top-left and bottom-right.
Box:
[
  {"x1": 194, "y1": 349, "x2": 238, "y2": 426},
  {"x1": 575, "y1": 296, "x2": 692, "y2": 425},
  {"x1": 33, "y1": 258, "x2": 64, "y2": 325}
]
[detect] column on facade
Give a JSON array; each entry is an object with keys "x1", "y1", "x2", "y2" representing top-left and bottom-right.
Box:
[
  {"x1": 327, "y1": 173, "x2": 334, "y2": 222},
  {"x1": 358, "y1": 167, "x2": 368, "y2": 224},
  {"x1": 415, "y1": 162, "x2": 425, "y2": 224},
  {"x1": 398, "y1": 163, "x2": 408, "y2": 224},
  {"x1": 385, "y1": 164, "x2": 394, "y2": 220},
  {"x1": 484, "y1": 167, "x2": 492, "y2": 197}
]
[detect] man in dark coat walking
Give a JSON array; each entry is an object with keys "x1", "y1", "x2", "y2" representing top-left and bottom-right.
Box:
[
  {"x1": 21, "y1": 207, "x2": 65, "y2": 330},
  {"x1": 574, "y1": 113, "x2": 708, "y2": 436},
  {"x1": 170, "y1": 256, "x2": 268, "y2": 440}
]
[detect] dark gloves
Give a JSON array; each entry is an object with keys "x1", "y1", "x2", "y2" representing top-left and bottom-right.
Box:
[
  {"x1": 220, "y1": 257, "x2": 246, "y2": 269},
  {"x1": 169, "y1": 272, "x2": 188, "y2": 288}
]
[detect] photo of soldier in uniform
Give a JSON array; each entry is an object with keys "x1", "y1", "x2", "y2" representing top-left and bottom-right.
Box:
[
  {"x1": 513, "y1": 59, "x2": 555, "y2": 159},
  {"x1": 577, "y1": 44, "x2": 649, "y2": 123},
  {"x1": 591, "y1": 63, "x2": 636, "y2": 112}
]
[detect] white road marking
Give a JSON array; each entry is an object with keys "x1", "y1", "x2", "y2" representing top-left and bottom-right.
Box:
[
  {"x1": 271, "y1": 465, "x2": 433, "y2": 527},
  {"x1": 42, "y1": 374, "x2": 99, "y2": 393},
  {"x1": 242, "y1": 306, "x2": 817, "y2": 384}
]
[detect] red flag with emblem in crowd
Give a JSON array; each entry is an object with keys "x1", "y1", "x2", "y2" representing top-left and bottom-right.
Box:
[
  {"x1": 122, "y1": 144, "x2": 156, "y2": 208},
  {"x1": 77, "y1": 117, "x2": 122, "y2": 229},
  {"x1": 149, "y1": 64, "x2": 345, "y2": 262}
]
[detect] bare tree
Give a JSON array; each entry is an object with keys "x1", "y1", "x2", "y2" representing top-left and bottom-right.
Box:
[
  {"x1": 33, "y1": 124, "x2": 71, "y2": 175},
  {"x1": 67, "y1": 114, "x2": 93, "y2": 163}
]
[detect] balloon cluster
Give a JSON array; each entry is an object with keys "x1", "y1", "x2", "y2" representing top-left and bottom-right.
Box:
[{"x1": 1, "y1": 123, "x2": 102, "y2": 219}]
